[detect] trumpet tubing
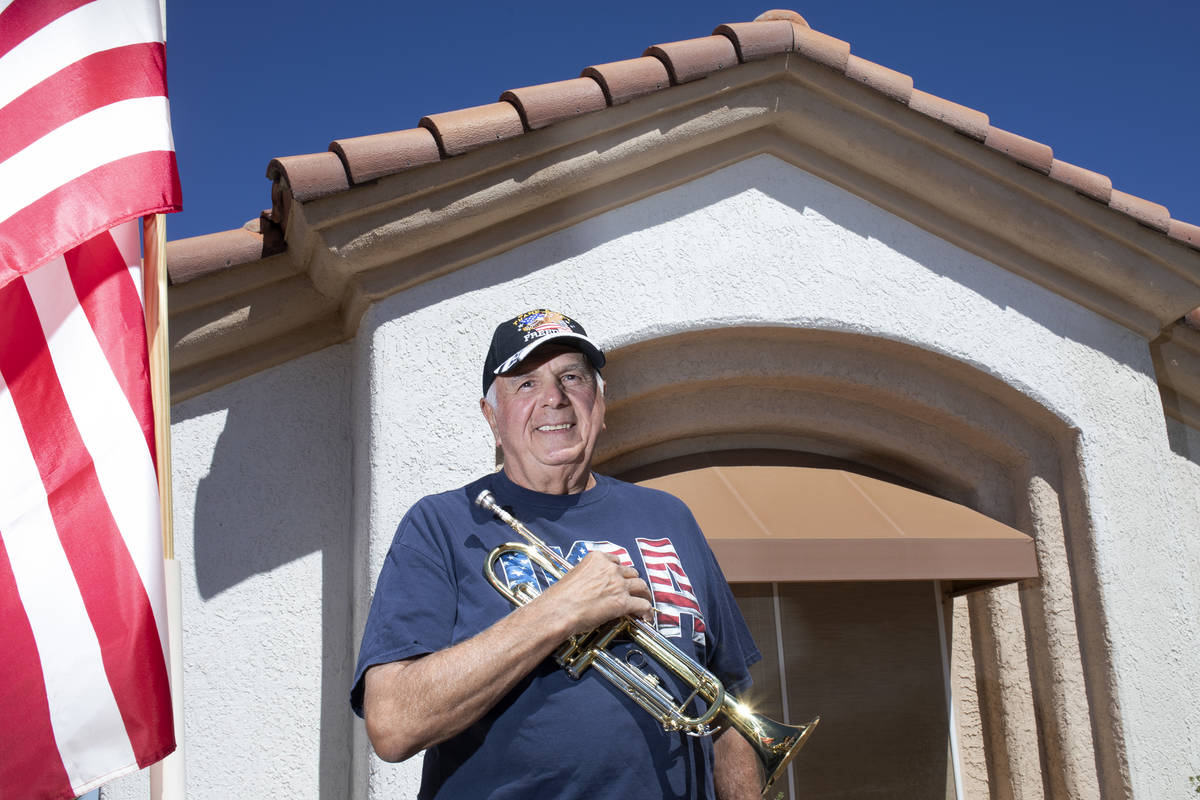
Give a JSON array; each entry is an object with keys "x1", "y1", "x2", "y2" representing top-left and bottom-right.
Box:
[{"x1": 474, "y1": 489, "x2": 818, "y2": 798}]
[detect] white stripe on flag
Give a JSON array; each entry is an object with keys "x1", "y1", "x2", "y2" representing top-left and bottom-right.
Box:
[
  {"x1": 0, "y1": 96, "x2": 175, "y2": 226},
  {"x1": 113, "y1": 221, "x2": 145, "y2": 307},
  {"x1": 0, "y1": 0, "x2": 162, "y2": 109},
  {"x1": 24, "y1": 252, "x2": 169, "y2": 658},
  {"x1": 0, "y1": 371, "x2": 137, "y2": 789}
]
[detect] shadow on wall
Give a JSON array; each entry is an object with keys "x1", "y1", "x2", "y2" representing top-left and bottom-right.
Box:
[{"x1": 175, "y1": 342, "x2": 354, "y2": 798}]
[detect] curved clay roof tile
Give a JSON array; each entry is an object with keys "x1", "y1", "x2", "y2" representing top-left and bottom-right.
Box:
[
  {"x1": 845, "y1": 55, "x2": 914, "y2": 104},
  {"x1": 582, "y1": 57, "x2": 671, "y2": 106},
  {"x1": 644, "y1": 35, "x2": 739, "y2": 85},
  {"x1": 789, "y1": 23, "x2": 851, "y2": 73},
  {"x1": 265, "y1": 152, "x2": 350, "y2": 203},
  {"x1": 908, "y1": 89, "x2": 990, "y2": 140},
  {"x1": 1110, "y1": 190, "x2": 1171, "y2": 233},
  {"x1": 1169, "y1": 220, "x2": 1200, "y2": 249},
  {"x1": 330, "y1": 128, "x2": 440, "y2": 185},
  {"x1": 713, "y1": 21, "x2": 795, "y2": 63},
  {"x1": 984, "y1": 127, "x2": 1054, "y2": 174},
  {"x1": 501, "y1": 77, "x2": 608, "y2": 131},
  {"x1": 1048, "y1": 160, "x2": 1112, "y2": 204},
  {"x1": 419, "y1": 102, "x2": 525, "y2": 157}
]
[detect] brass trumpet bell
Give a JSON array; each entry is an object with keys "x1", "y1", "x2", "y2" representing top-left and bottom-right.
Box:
[
  {"x1": 475, "y1": 490, "x2": 818, "y2": 799},
  {"x1": 727, "y1": 702, "x2": 819, "y2": 797}
]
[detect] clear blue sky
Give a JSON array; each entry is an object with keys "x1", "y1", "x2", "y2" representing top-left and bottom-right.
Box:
[{"x1": 164, "y1": 0, "x2": 1199, "y2": 242}]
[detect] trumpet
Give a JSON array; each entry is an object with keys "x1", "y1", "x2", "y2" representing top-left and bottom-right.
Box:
[{"x1": 475, "y1": 490, "x2": 818, "y2": 799}]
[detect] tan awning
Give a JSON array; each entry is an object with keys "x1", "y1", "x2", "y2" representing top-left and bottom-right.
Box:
[{"x1": 634, "y1": 463, "x2": 1038, "y2": 593}]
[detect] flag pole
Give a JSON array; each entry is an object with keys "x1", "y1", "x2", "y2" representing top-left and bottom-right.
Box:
[{"x1": 143, "y1": 213, "x2": 185, "y2": 799}]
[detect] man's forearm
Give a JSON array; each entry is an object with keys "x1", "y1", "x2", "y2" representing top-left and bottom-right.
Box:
[
  {"x1": 714, "y1": 727, "x2": 764, "y2": 800},
  {"x1": 363, "y1": 550, "x2": 652, "y2": 761},
  {"x1": 364, "y1": 595, "x2": 569, "y2": 761}
]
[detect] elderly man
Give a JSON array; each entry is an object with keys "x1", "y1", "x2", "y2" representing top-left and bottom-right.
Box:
[{"x1": 351, "y1": 309, "x2": 764, "y2": 799}]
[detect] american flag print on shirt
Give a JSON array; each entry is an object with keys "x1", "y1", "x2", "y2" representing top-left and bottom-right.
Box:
[
  {"x1": 498, "y1": 537, "x2": 708, "y2": 644},
  {"x1": 637, "y1": 537, "x2": 706, "y2": 644}
]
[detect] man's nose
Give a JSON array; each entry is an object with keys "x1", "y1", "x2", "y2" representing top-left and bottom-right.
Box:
[{"x1": 540, "y1": 381, "x2": 568, "y2": 406}]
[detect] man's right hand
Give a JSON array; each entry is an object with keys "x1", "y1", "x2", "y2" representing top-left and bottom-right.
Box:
[{"x1": 538, "y1": 550, "x2": 654, "y2": 636}]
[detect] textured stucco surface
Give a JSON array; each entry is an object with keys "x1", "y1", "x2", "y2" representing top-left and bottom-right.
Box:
[
  {"x1": 104, "y1": 154, "x2": 1199, "y2": 798},
  {"x1": 102, "y1": 344, "x2": 353, "y2": 800},
  {"x1": 357, "y1": 154, "x2": 1198, "y2": 797}
]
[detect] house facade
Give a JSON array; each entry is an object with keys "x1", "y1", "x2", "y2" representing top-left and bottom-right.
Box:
[{"x1": 105, "y1": 10, "x2": 1200, "y2": 799}]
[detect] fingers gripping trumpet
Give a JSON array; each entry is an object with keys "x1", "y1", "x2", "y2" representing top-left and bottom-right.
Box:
[{"x1": 474, "y1": 490, "x2": 819, "y2": 798}]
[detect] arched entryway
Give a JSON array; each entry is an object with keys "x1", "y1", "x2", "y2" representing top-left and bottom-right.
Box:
[{"x1": 595, "y1": 326, "x2": 1123, "y2": 798}]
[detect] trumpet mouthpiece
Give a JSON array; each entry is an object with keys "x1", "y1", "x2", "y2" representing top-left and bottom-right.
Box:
[{"x1": 475, "y1": 490, "x2": 497, "y2": 512}]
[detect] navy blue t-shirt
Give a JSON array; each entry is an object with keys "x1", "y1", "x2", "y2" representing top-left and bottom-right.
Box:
[{"x1": 351, "y1": 470, "x2": 761, "y2": 800}]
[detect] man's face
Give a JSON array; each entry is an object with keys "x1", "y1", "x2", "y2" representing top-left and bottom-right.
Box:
[{"x1": 481, "y1": 346, "x2": 606, "y2": 494}]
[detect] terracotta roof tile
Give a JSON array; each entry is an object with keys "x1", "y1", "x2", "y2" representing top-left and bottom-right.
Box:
[
  {"x1": 1169, "y1": 219, "x2": 1200, "y2": 250},
  {"x1": 644, "y1": 35, "x2": 739, "y2": 85},
  {"x1": 167, "y1": 216, "x2": 284, "y2": 284},
  {"x1": 1110, "y1": 189, "x2": 1171, "y2": 233},
  {"x1": 582, "y1": 57, "x2": 670, "y2": 106},
  {"x1": 909, "y1": 89, "x2": 989, "y2": 140},
  {"x1": 984, "y1": 127, "x2": 1054, "y2": 174},
  {"x1": 1048, "y1": 159, "x2": 1112, "y2": 204},
  {"x1": 420, "y1": 102, "x2": 525, "y2": 157},
  {"x1": 266, "y1": 152, "x2": 350, "y2": 202},
  {"x1": 789, "y1": 23, "x2": 850, "y2": 73},
  {"x1": 845, "y1": 55, "x2": 913, "y2": 104},
  {"x1": 501, "y1": 77, "x2": 608, "y2": 131},
  {"x1": 240, "y1": 8, "x2": 1197, "y2": 259},
  {"x1": 330, "y1": 127, "x2": 440, "y2": 185},
  {"x1": 714, "y1": 20, "x2": 794, "y2": 63},
  {"x1": 754, "y1": 9, "x2": 808, "y2": 24}
]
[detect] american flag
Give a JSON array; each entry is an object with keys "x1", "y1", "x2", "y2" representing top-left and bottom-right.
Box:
[{"x1": 0, "y1": 0, "x2": 181, "y2": 796}]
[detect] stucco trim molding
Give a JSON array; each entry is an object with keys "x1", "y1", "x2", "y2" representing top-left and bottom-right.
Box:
[{"x1": 1152, "y1": 321, "x2": 1200, "y2": 429}]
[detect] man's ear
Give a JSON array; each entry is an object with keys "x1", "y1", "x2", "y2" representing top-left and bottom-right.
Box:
[{"x1": 480, "y1": 397, "x2": 500, "y2": 444}]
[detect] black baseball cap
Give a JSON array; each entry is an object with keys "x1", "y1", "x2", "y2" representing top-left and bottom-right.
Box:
[{"x1": 482, "y1": 309, "x2": 606, "y2": 395}]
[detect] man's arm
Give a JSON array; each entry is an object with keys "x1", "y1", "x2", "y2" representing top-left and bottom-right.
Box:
[
  {"x1": 363, "y1": 551, "x2": 651, "y2": 761},
  {"x1": 714, "y1": 726, "x2": 764, "y2": 800}
]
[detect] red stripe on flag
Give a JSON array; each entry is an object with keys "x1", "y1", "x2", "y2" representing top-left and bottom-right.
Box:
[
  {"x1": 0, "y1": 533, "x2": 76, "y2": 800},
  {"x1": 0, "y1": 0, "x2": 93, "y2": 60},
  {"x1": 0, "y1": 150, "x2": 180, "y2": 288},
  {"x1": 63, "y1": 231, "x2": 156, "y2": 463},
  {"x1": 0, "y1": 42, "x2": 168, "y2": 164},
  {"x1": 651, "y1": 590, "x2": 703, "y2": 611},
  {"x1": 0, "y1": 274, "x2": 173, "y2": 766}
]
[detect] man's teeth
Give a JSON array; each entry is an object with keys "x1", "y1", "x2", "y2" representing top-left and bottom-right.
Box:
[{"x1": 537, "y1": 423, "x2": 573, "y2": 431}]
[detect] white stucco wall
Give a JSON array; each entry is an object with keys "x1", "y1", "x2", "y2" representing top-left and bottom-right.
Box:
[
  {"x1": 102, "y1": 343, "x2": 354, "y2": 800},
  {"x1": 357, "y1": 154, "x2": 1199, "y2": 797}
]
